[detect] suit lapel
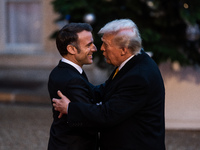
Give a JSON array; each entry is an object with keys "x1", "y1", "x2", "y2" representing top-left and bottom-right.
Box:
[
  {"x1": 81, "y1": 70, "x2": 89, "y2": 81},
  {"x1": 118, "y1": 51, "x2": 145, "y2": 78},
  {"x1": 104, "y1": 50, "x2": 146, "y2": 99},
  {"x1": 109, "y1": 50, "x2": 145, "y2": 82}
]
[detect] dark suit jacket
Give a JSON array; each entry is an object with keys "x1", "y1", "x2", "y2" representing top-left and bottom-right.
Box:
[
  {"x1": 67, "y1": 50, "x2": 165, "y2": 150},
  {"x1": 47, "y1": 61, "x2": 98, "y2": 150}
]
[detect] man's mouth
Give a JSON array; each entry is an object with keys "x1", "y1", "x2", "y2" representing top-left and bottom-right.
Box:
[{"x1": 88, "y1": 54, "x2": 93, "y2": 58}]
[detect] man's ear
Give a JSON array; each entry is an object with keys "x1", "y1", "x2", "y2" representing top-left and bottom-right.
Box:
[
  {"x1": 67, "y1": 45, "x2": 76, "y2": 55},
  {"x1": 121, "y1": 47, "x2": 127, "y2": 56}
]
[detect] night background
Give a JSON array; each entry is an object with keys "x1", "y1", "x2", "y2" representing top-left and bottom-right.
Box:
[{"x1": 51, "y1": 0, "x2": 200, "y2": 67}]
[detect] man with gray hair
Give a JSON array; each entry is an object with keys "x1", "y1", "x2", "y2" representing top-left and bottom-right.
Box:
[{"x1": 53, "y1": 19, "x2": 165, "y2": 150}]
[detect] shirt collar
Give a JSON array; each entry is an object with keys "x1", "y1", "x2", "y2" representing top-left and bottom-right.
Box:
[
  {"x1": 118, "y1": 49, "x2": 142, "y2": 70},
  {"x1": 61, "y1": 57, "x2": 83, "y2": 74},
  {"x1": 118, "y1": 55, "x2": 134, "y2": 71}
]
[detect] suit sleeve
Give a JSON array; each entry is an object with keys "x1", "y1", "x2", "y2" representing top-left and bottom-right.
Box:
[
  {"x1": 90, "y1": 83, "x2": 106, "y2": 104},
  {"x1": 67, "y1": 75, "x2": 149, "y2": 127},
  {"x1": 65, "y1": 78, "x2": 94, "y2": 104}
]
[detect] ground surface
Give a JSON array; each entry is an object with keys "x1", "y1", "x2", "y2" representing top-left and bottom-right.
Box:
[{"x1": 0, "y1": 103, "x2": 200, "y2": 150}]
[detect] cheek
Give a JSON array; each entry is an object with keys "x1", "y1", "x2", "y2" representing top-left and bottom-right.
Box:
[
  {"x1": 107, "y1": 50, "x2": 115, "y2": 58},
  {"x1": 109, "y1": 52, "x2": 120, "y2": 62}
]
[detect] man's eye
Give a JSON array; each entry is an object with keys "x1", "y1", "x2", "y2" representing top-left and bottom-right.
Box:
[{"x1": 87, "y1": 43, "x2": 93, "y2": 47}]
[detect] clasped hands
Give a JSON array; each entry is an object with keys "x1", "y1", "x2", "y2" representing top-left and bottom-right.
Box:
[{"x1": 52, "y1": 90, "x2": 70, "y2": 118}]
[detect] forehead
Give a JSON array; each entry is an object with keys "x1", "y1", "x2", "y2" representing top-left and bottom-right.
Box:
[{"x1": 101, "y1": 33, "x2": 115, "y2": 43}]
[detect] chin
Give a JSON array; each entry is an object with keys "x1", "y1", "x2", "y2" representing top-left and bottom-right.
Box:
[{"x1": 86, "y1": 61, "x2": 93, "y2": 64}]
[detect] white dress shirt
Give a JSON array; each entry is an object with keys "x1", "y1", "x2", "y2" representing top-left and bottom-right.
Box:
[
  {"x1": 118, "y1": 55, "x2": 134, "y2": 71},
  {"x1": 61, "y1": 57, "x2": 83, "y2": 74}
]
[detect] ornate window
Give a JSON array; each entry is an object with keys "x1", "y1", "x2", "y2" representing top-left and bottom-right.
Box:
[{"x1": 0, "y1": 0, "x2": 42, "y2": 53}]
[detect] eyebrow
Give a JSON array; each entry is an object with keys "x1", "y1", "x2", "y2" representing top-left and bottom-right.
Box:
[
  {"x1": 86, "y1": 41, "x2": 93, "y2": 46},
  {"x1": 101, "y1": 38, "x2": 108, "y2": 44},
  {"x1": 101, "y1": 38, "x2": 110, "y2": 47}
]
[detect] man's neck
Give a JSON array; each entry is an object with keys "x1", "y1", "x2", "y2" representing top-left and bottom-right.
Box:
[{"x1": 64, "y1": 55, "x2": 82, "y2": 67}]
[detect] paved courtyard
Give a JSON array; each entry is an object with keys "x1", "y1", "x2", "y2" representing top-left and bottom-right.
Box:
[{"x1": 0, "y1": 103, "x2": 200, "y2": 150}]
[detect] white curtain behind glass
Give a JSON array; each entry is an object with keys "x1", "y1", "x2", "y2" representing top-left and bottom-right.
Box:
[{"x1": 6, "y1": 2, "x2": 41, "y2": 44}]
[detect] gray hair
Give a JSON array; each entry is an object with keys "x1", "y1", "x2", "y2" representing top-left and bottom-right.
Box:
[{"x1": 98, "y1": 19, "x2": 142, "y2": 54}]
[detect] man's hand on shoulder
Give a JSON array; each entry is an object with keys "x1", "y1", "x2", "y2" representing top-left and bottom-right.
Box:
[{"x1": 52, "y1": 90, "x2": 71, "y2": 118}]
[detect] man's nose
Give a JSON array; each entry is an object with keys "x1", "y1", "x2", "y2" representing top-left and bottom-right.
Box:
[
  {"x1": 100, "y1": 45, "x2": 105, "y2": 51},
  {"x1": 91, "y1": 44, "x2": 97, "y2": 52}
]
